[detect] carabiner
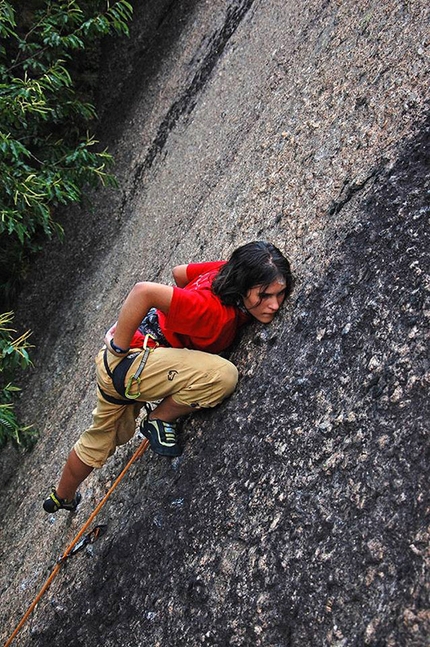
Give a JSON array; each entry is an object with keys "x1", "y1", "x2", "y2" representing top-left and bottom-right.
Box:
[
  {"x1": 124, "y1": 334, "x2": 158, "y2": 399},
  {"x1": 125, "y1": 374, "x2": 142, "y2": 399}
]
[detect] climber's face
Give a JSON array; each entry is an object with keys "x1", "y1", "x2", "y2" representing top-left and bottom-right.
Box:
[{"x1": 243, "y1": 277, "x2": 287, "y2": 323}]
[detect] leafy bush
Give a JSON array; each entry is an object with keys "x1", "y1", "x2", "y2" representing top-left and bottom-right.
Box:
[
  {"x1": 0, "y1": 1, "x2": 133, "y2": 446},
  {"x1": 0, "y1": 311, "x2": 35, "y2": 448},
  {"x1": 0, "y1": 0, "x2": 133, "y2": 302}
]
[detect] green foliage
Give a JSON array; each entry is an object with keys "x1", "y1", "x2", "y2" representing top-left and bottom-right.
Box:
[
  {"x1": 0, "y1": 311, "x2": 36, "y2": 448},
  {"x1": 0, "y1": 1, "x2": 133, "y2": 447},
  {"x1": 0, "y1": 0, "x2": 133, "y2": 303}
]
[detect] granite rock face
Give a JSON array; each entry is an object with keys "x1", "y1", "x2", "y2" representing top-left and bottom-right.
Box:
[{"x1": 0, "y1": 1, "x2": 428, "y2": 646}]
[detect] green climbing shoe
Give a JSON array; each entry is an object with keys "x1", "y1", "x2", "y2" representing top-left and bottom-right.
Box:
[
  {"x1": 43, "y1": 488, "x2": 82, "y2": 513},
  {"x1": 140, "y1": 418, "x2": 181, "y2": 457}
]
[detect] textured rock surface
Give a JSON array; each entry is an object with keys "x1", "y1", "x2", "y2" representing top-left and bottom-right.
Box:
[{"x1": 0, "y1": 1, "x2": 428, "y2": 645}]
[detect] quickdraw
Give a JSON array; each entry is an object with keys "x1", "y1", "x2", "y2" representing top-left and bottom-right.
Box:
[
  {"x1": 57, "y1": 525, "x2": 108, "y2": 563},
  {"x1": 124, "y1": 333, "x2": 158, "y2": 399}
]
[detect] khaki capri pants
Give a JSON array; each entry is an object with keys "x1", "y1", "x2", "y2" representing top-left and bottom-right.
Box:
[{"x1": 74, "y1": 346, "x2": 238, "y2": 468}]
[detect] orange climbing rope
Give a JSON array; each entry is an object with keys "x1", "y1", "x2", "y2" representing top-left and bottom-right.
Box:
[{"x1": 4, "y1": 437, "x2": 149, "y2": 647}]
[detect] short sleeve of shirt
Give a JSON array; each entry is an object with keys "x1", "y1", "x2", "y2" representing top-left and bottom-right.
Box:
[{"x1": 185, "y1": 261, "x2": 225, "y2": 283}]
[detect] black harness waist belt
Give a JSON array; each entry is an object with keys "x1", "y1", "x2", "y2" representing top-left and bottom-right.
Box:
[{"x1": 98, "y1": 335, "x2": 159, "y2": 405}]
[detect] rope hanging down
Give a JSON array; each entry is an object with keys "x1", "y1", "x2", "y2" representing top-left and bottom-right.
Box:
[{"x1": 4, "y1": 437, "x2": 149, "y2": 647}]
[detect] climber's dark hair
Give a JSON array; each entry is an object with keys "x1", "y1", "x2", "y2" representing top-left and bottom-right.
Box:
[{"x1": 212, "y1": 241, "x2": 294, "y2": 306}]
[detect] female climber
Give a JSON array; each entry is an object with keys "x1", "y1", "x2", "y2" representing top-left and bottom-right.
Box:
[{"x1": 43, "y1": 240, "x2": 293, "y2": 513}]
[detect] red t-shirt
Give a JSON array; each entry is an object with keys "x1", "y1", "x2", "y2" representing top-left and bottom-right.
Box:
[{"x1": 131, "y1": 261, "x2": 250, "y2": 353}]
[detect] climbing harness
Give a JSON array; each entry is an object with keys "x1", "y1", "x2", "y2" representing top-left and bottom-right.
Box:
[
  {"x1": 99, "y1": 333, "x2": 159, "y2": 405},
  {"x1": 4, "y1": 437, "x2": 149, "y2": 647}
]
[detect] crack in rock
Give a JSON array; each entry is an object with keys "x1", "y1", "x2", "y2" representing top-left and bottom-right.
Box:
[
  {"x1": 132, "y1": 0, "x2": 256, "y2": 187},
  {"x1": 328, "y1": 167, "x2": 380, "y2": 216}
]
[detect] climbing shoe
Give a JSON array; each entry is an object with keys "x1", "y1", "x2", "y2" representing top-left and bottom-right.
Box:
[
  {"x1": 43, "y1": 488, "x2": 82, "y2": 513},
  {"x1": 140, "y1": 418, "x2": 181, "y2": 457}
]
